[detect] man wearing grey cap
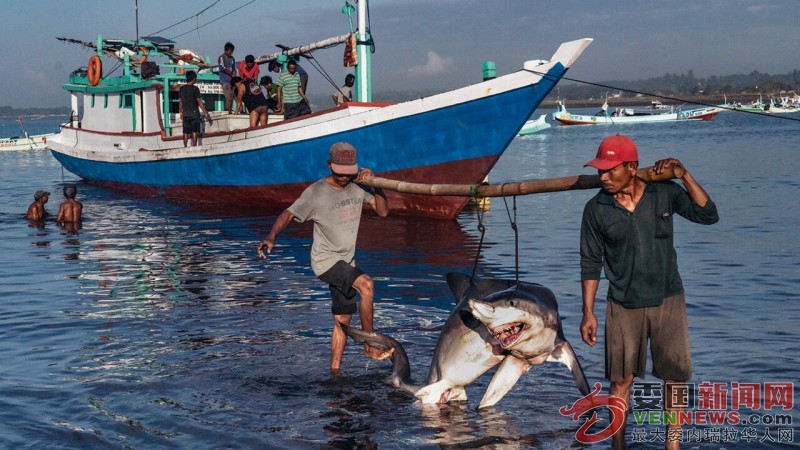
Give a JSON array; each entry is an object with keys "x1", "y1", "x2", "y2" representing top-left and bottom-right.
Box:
[
  {"x1": 26, "y1": 190, "x2": 50, "y2": 221},
  {"x1": 258, "y1": 142, "x2": 390, "y2": 373}
]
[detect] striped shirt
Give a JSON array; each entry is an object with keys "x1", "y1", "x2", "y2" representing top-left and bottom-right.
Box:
[{"x1": 277, "y1": 71, "x2": 303, "y2": 104}]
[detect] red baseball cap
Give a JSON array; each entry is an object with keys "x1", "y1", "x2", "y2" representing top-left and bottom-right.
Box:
[
  {"x1": 584, "y1": 134, "x2": 639, "y2": 170},
  {"x1": 329, "y1": 142, "x2": 359, "y2": 175}
]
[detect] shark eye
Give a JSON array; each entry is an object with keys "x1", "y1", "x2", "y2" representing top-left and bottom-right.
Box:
[{"x1": 509, "y1": 300, "x2": 515, "y2": 307}]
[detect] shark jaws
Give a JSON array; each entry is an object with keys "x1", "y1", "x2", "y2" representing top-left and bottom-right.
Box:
[{"x1": 341, "y1": 272, "x2": 590, "y2": 409}]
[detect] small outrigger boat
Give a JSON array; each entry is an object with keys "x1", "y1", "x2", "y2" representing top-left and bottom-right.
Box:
[
  {"x1": 0, "y1": 133, "x2": 54, "y2": 152},
  {"x1": 552, "y1": 99, "x2": 722, "y2": 125},
  {"x1": 47, "y1": 1, "x2": 592, "y2": 219},
  {"x1": 0, "y1": 118, "x2": 55, "y2": 151}
]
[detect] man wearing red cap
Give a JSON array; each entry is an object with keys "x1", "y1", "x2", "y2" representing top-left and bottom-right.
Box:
[
  {"x1": 579, "y1": 135, "x2": 718, "y2": 450},
  {"x1": 257, "y1": 142, "x2": 391, "y2": 373}
]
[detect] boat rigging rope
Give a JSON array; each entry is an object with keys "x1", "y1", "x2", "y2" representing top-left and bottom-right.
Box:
[
  {"x1": 147, "y1": 0, "x2": 221, "y2": 37},
  {"x1": 469, "y1": 197, "x2": 487, "y2": 285},
  {"x1": 303, "y1": 55, "x2": 343, "y2": 97},
  {"x1": 530, "y1": 70, "x2": 800, "y2": 123},
  {"x1": 171, "y1": 1, "x2": 255, "y2": 39}
]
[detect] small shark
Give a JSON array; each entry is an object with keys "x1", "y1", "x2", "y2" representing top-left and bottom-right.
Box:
[{"x1": 342, "y1": 272, "x2": 590, "y2": 408}]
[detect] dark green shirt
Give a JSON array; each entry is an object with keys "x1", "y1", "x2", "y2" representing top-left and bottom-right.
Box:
[{"x1": 580, "y1": 181, "x2": 719, "y2": 308}]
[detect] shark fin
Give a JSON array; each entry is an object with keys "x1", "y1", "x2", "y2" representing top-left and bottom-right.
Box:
[
  {"x1": 547, "y1": 340, "x2": 591, "y2": 396},
  {"x1": 478, "y1": 356, "x2": 530, "y2": 409}
]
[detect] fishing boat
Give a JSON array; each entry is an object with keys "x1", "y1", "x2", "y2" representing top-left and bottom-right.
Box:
[
  {"x1": 727, "y1": 95, "x2": 765, "y2": 113},
  {"x1": 552, "y1": 99, "x2": 721, "y2": 125},
  {"x1": 516, "y1": 114, "x2": 551, "y2": 136},
  {"x1": 0, "y1": 133, "x2": 54, "y2": 152},
  {"x1": 765, "y1": 94, "x2": 799, "y2": 114},
  {"x1": 47, "y1": 2, "x2": 591, "y2": 219}
]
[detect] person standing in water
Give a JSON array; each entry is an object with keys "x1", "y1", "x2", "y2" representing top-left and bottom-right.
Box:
[{"x1": 56, "y1": 184, "x2": 83, "y2": 225}]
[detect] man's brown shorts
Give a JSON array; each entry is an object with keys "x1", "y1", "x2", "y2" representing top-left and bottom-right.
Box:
[{"x1": 605, "y1": 293, "x2": 691, "y2": 382}]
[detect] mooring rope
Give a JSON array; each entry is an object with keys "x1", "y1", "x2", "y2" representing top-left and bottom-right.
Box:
[{"x1": 529, "y1": 70, "x2": 800, "y2": 122}]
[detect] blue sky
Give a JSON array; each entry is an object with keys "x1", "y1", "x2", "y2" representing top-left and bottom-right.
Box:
[{"x1": 2, "y1": 0, "x2": 798, "y2": 108}]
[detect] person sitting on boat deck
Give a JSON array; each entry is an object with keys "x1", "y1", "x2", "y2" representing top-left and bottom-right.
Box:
[
  {"x1": 238, "y1": 54, "x2": 260, "y2": 84},
  {"x1": 56, "y1": 184, "x2": 83, "y2": 225},
  {"x1": 257, "y1": 142, "x2": 392, "y2": 373},
  {"x1": 276, "y1": 59, "x2": 312, "y2": 120},
  {"x1": 578, "y1": 135, "x2": 719, "y2": 450},
  {"x1": 179, "y1": 70, "x2": 212, "y2": 147},
  {"x1": 332, "y1": 74, "x2": 355, "y2": 106},
  {"x1": 232, "y1": 76, "x2": 270, "y2": 128},
  {"x1": 259, "y1": 76, "x2": 280, "y2": 113},
  {"x1": 217, "y1": 42, "x2": 237, "y2": 114},
  {"x1": 26, "y1": 190, "x2": 49, "y2": 221}
]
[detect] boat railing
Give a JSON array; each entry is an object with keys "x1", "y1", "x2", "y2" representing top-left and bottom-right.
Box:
[{"x1": 166, "y1": 112, "x2": 286, "y2": 136}]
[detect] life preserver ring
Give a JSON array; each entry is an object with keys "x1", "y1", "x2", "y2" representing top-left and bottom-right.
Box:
[{"x1": 88, "y1": 55, "x2": 102, "y2": 86}]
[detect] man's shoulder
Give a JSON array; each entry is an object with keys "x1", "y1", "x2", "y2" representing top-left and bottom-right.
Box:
[{"x1": 584, "y1": 190, "x2": 609, "y2": 206}]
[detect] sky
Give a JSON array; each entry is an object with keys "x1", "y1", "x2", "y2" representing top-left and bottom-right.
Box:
[{"x1": 1, "y1": 0, "x2": 798, "y2": 108}]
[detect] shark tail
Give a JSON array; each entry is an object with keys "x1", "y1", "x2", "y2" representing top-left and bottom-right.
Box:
[
  {"x1": 339, "y1": 324, "x2": 418, "y2": 394},
  {"x1": 415, "y1": 380, "x2": 466, "y2": 404},
  {"x1": 548, "y1": 340, "x2": 591, "y2": 396}
]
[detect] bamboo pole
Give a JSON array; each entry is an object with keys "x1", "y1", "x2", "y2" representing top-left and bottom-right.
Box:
[{"x1": 358, "y1": 165, "x2": 684, "y2": 198}]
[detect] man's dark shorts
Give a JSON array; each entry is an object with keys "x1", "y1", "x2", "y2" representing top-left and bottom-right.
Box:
[
  {"x1": 183, "y1": 115, "x2": 201, "y2": 134},
  {"x1": 318, "y1": 260, "x2": 363, "y2": 315},
  {"x1": 605, "y1": 293, "x2": 691, "y2": 382},
  {"x1": 284, "y1": 101, "x2": 312, "y2": 120}
]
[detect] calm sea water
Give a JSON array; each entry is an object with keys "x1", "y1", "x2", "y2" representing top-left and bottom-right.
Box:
[{"x1": 1, "y1": 112, "x2": 798, "y2": 449}]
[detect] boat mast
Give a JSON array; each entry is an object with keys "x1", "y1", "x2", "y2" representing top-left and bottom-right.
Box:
[
  {"x1": 135, "y1": 0, "x2": 140, "y2": 42},
  {"x1": 354, "y1": 0, "x2": 371, "y2": 102}
]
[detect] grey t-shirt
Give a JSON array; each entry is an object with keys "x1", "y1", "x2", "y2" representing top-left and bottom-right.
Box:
[
  {"x1": 288, "y1": 178, "x2": 374, "y2": 276},
  {"x1": 332, "y1": 85, "x2": 352, "y2": 104}
]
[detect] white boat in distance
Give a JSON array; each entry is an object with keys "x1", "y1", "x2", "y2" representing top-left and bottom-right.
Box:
[
  {"x1": 517, "y1": 114, "x2": 551, "y2": 136},
  {"x1": 552, "y1": 100, "x2": 722, "y2": 125},
  {"x1": 0, "y1": 133, "x2": 55, "y2": 152}
]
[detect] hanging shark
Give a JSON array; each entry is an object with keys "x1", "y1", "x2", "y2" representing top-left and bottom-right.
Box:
[{"x1": 341, "y1": 272, "x2": 590, "y2": 409}]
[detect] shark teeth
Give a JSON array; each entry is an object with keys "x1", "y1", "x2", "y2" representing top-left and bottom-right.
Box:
[{"x1": 490, "y1": 322, "x2": 526, "y2": 348}]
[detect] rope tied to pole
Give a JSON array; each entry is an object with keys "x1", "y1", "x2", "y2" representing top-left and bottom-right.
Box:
[
  {"x1": 500, "y1": 185, "x2": 520, "y2": 284},
  {"x1": 469, "y1": 202, "x2": 487, "y2": 285}
]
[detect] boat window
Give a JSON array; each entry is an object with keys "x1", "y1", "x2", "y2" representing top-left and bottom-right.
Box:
[
  {"x1": 168, "y1": 90, "x2": 180, "y2": 114},
  {"x1": 123, "y1": 93, "x2": 134, "y2": 108},
  {"x1": 104, "y1": 94, "x2": 108, "y2": 108},
  {"x1": 91, "y1": 94, "x2": 95, "y2": 108}
]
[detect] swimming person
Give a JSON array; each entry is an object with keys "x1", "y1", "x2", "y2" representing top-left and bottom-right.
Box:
[
  {"x1": 56, "y1": 184, "x2": 83, "y2": 225},
  {"x1": 25, "y1": 190, "x2": 50, "y2": 221}
]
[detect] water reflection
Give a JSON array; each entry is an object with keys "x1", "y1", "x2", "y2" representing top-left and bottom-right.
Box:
[{"x1": 419, "y1": 403, "x2": 527, "y2": 448}]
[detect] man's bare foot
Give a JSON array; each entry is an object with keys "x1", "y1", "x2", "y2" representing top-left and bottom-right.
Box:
[{"x1": 364, "y1": 345, "x2": 393, "y2": 360}]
